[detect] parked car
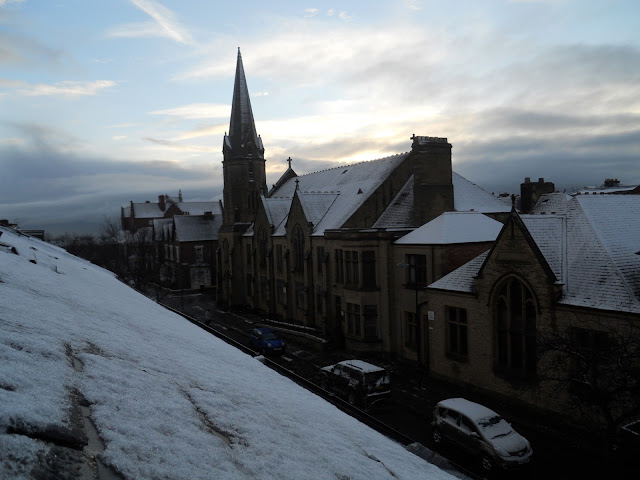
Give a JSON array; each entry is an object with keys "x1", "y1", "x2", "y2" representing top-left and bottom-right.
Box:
[
  {"x1": 249, "y1": 327, "x2": 286, "y2": 356},
  {"x1": 319, "y1": 359, "x2": 391, "y2": 408},
  {"x1": 431, "y1": 398, "x2": 533, "y2": 472}
]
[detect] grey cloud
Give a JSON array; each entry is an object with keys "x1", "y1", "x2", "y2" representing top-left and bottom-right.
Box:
[{"x1": 454, "y1": 129, "x2": 640, "y2": 194}]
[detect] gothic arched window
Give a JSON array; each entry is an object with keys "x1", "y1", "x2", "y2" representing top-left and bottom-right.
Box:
[
  {"x1": 493, "y1": 276, "x2": 537, "y2": 375},
  {"x1": 292, "y1": 226, "x2": 304, "y2": 272}
]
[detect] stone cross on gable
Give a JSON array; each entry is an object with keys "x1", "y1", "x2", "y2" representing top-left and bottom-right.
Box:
[{"x1": 287, "y1": 157, "x2": 292, "y2": 169}]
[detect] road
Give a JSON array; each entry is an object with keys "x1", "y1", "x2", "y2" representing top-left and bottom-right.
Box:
[{"x1": 160, "y1": 292, "x2": 636, "y2": 480}]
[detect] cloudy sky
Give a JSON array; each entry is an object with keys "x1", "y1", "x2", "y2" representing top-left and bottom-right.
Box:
[{"x1": 1, "y1": 0, "x2": 639, "y2": 235}]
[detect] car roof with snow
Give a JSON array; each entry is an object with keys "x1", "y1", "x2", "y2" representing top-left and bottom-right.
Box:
[
  {"x1": 437, "y1": 398, "x2": 500, "y2": 423},
  {"x1": 338, "y1": 360, "x2": 386, "y2": 373}
]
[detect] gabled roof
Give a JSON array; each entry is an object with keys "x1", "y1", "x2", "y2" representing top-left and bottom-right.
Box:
[
  {"x1": 262, "y1": 196, "x2": 291, "y2": 236},
  {"x1": 428, "y1": 251, "x2": 489, "y2": 293},
  {"x1": 373, "y1": 172, "x2": 511, "y2": 229},
  {"x1": 452, "y1": 173, "x2": 512, "y2": 213},
  {"x1": 395, "y1": 211, "x2": 503, "y2": 245},
  {"x1": 270, "y1": 153, "x2": 409, "y2": 235},
  {"x1": 298, "y1": 192, "x2": 339, "y2": 229},
  {"x1": 174, "y1": 215, "x2": 221, "y2": 242},
  {"x1": 429, "y1": 193, "x2": 640, "y2": 313}
]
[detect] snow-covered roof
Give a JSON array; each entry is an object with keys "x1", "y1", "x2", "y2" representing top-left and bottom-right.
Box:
[
  {"x1": 123, "y1": 200, "x2": 221, "y2": 219},
  {"x1": 270, "y1": 153, "x2": 409, "y2": 235},
  {"x1": 437, "y1": 398, "x2": 499, "y2": 423},
  {"x1": 0, "y1": 225, "x2": 453, "y2": 480},
  {"x1": 428, "y1": 252, "x2": 489, "y2": 293},
  {"x1": 373, "y1": 176, "x2": 414, "y2": 229},
  {"x1": 395, "y1": 212, "x2": 503, "y2": 245},
  {"x1": 176, "y1": 201, "x2": 222, "y2": 216},
  {"x1": 262, "y1": 196, "x2": 291, "y2": 232},
  {"x1": 452, "y1": 173, "x2": 511, "y2": 213},
  {"x1": 429, "y1": 193, "x2": 640, "y2": 313},
  {"x1": 174, "y1": 215, "x2": 222, "y2": 242}
]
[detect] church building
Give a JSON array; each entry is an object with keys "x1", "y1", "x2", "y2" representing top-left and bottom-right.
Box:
[{"x1": 216, "y1": 49, "x2": 510, "y2": 360}]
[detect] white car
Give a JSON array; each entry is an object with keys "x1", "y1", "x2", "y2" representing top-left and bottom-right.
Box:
[
  {"x1": 319, "y1": 360, "x2": 391, "y2": 407},
  {"x1": 431, "y1": 398, "x2": 533, "y2": 472}
]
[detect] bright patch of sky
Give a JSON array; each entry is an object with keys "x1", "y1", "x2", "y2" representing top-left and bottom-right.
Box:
[{"x1": 1, "y1": 0, "x2": 639, "y2": 234}]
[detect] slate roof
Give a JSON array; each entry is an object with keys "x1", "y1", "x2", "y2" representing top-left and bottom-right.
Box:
[
  {"x1": 374, "y1": 173, "x2": 510, "y2": 230},
  {"x1": 270, "y1": 153, "x2": 409, "y2": 235},
  {"x1": 372, "y1": 176, "x2": 414, "y2": 229},
  {"x1": 429, "y1": 193, "x2": 640, "y2": 313},
  {"x1": 174, "y1": 215, "x2": 222, "y2": 242},
  {"x1": 428, "y1": 251, "x2": 489, "y2": 293},
  {"x1": 395, "y1": 211, "x2": 503, "y2": 245},
  {"x1": 122, "y1": 200, "x2": 221, "y2": 219},
  {"x1": 452, "y1": 173, "x2": 512, "y2": 213},
  {"x1": 262, "y1": 197, "x2": 292, "y2": 236}
]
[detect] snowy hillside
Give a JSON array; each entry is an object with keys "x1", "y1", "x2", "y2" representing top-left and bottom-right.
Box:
[{"x1": 0, "y1": 226, "x2": 451, "y2": 480}]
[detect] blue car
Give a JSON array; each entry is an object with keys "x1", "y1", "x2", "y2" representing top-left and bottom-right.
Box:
[{"x1": 249, "y1": 327, "x2": 286, "y2": 356}]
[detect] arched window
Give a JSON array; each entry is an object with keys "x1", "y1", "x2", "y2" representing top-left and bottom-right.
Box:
[
  {"x1": 292, "y1": 226, "x2": 304, "y2": 272},
  {"x1": 493, "y1": 277, "x2": 537, "y2": 375}
]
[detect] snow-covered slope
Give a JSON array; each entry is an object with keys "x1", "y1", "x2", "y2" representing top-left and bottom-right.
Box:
[{"x1": 0, "y1": 226, "x2": 452, "y2": 480}]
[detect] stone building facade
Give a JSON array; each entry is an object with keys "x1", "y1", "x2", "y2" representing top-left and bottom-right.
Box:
[{"x1": 216, "y1": 50, "x2": 510, "y2": 360}]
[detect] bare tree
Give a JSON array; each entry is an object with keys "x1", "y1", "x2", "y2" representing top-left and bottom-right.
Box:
[{"x1": 536, "y1": 316, "x2": 640, "y2": 454}]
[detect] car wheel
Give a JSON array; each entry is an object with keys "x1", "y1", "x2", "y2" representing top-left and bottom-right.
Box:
[
  {"x1": 432, "y1": 427, "x2": 442, "y2": 444},
  {"x1": 481, "y1": 454, "x2": 493, "y2": 473}
]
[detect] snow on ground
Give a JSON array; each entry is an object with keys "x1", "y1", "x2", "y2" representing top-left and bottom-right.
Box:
[{"x1": 0, "y1": 226, "x2": 452, "y2": 480}]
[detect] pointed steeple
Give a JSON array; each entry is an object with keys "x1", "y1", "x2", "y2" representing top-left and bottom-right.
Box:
[{"x1": 225, "y1": 48, "x2": 264, "y2": 159}]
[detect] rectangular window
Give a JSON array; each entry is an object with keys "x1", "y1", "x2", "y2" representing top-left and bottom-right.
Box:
[
  {"x1": 446, "y1": 306, "x2": 468, "y2": 358},
  {"x1": 316, "y1": 246, "x2": 324, "y2": 274},
  {"x1": 175, "y1": 246, "x2": 179, "y2": 263},
  {"x1": 195, "y1": 245, "x2": 204, "y2": 263},
  {"x1": 405, "y1": 312, "x2": 417, "y2": 350},
  {"x1": 276, "y1": 244, "x2": 283, "y2": 272},
  {"x1": 406, "y1": 254, "x2": 427, "y2": 287},
  {"x1": 364, "y1": 305, "x2": 378, "y2": 339},
  {"x1": 362, "y1": 251, "x2": 376, "y2": 288},
  {"x1": 246, "y1": 244, "x2": 252, "y2": 266},
  {"x1": 335, "y1": 249, "x2": 344, "y2": 283},
  {"x1": 316, "y1": 292, "x2": 324, "y2": 314},
  {"x1": 345, "y1": 251, "x2": 359, "y2": 286}
]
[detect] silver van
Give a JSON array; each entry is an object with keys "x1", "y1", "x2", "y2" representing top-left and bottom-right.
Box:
[{"x1": 431, "y1": 398, "x2": 533, "y2": 472}]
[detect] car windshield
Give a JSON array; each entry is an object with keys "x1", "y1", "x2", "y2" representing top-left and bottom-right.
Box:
[
  {"x1": 363, "y1": 370, "x2": 388, "y2": 386},
  {"x1": 262, "y1": 332, "x2": 278, "y2": 341},
  {"x1": 477, "y1": 415, "x2": 513, "y2": 439}
]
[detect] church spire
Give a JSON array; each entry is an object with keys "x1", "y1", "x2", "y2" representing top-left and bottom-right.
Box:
[{"x1": 226, "y1": 48, "x2": 264, "y2": 159}]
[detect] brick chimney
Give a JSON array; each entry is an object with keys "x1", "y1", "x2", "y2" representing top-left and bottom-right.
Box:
[
  {"x1": 158, "y1": 195, "x2": 166, "y2": 212},
  {"x1": 520, "y1": 177, "x2": 554, "y2": 213}
]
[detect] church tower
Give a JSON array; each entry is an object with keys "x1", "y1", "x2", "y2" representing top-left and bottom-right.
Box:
[{"x1": 221, "y1": 48, "x2": 267, "y2": 227}]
